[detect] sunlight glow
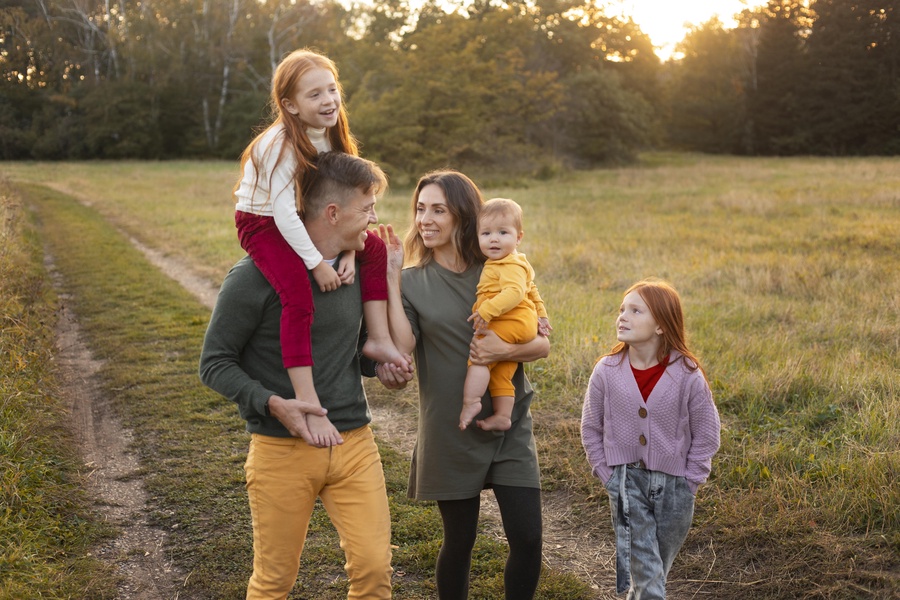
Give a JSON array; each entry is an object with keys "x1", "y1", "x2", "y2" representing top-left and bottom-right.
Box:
[{"x1": 615, "y1": 0, "x2": 757, "y2": 61}]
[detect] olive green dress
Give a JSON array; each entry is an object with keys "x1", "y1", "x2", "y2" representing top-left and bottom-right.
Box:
[{"x1": 401, "y1": 260, "x2": 541, "y2": 501}]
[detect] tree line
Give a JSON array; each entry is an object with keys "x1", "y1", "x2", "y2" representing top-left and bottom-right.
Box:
[{"x1": 1, "y1": 1, "x2": 896, "y2": 172}]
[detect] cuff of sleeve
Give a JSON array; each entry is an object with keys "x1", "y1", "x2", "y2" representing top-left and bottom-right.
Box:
[{"x1": 359, "y1": 357, "x2": 377, "y2": 378}]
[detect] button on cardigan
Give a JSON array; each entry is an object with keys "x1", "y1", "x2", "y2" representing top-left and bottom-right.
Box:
[{"x1": 581, "y1": 351, "x2": 721, "y2": 494}]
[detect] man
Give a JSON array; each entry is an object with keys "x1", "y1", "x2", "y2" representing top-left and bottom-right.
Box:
[{"x1": 200, "y1": 151, "x2": 401, "y2": 599}]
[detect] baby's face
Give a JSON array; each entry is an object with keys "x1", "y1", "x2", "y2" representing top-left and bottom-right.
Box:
[{"x1": 477, "y1": 213, "x2": 522, "y2": 260}]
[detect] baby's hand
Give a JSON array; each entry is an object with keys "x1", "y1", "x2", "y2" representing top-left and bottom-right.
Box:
[
  {"x1": 538, "y1": 317, "x2": 553, "y2": 337},
  {"x1": 337, "y1": 251, "x2": 357, "y2": 285},
  {"x1": 467, "y1": 311, "x2": 489, "y2": 333},
  {"x1": 312, "y1": 261, "x2": 341, "y2": 292},
  {"x1": 307, "y1": 415, "x2": 344, "y2": 447}
]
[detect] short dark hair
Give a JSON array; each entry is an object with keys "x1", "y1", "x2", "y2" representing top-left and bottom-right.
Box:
[{"x1": 300, "y1": 152, "x2": 388, "y2": 219}]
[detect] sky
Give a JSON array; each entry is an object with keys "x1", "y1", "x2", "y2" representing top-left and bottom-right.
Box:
[{"x1": 615, "y1": 0, "x2": 756, "y2": 60}]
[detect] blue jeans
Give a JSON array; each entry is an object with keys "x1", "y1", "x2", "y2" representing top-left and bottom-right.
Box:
[{"x1": 605, "y1": 464, "x2": 695, "y2": 599}]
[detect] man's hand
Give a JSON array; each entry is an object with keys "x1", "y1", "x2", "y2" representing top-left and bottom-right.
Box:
[
  {"x1": 266, "y1": 395, "x2": 328, "y2": 446},
  {"x1": 375, "y1": 361, "x2": 414, "y2": 390}
]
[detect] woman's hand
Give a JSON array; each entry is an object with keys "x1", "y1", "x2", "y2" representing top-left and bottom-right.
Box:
[
  {"x1": 377, "y1": 224, "x2": 404, "y2": 278},
  {"x1": 375, "y1": 361, "x2": 414, "y2": 390},
  {"x1": 468, "y1": 330, "x2": 511, "y2": 365},
  {"x1": 469, "y1": 330, "x2": 550, "y2": 364}
]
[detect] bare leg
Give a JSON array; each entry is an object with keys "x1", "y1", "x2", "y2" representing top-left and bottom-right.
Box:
[
  {"x1": 476, "y1": 395, "x2": 513, "y2": 432},
  {"x1": 362, "y1": 300, "x2": 411, "y2": 372},
  {"x1": 287, "y1": 366, "x2": 342, "y2": 447},
  {"x1": 461, "y1": 364, "x2": 490, "y2": 430}
]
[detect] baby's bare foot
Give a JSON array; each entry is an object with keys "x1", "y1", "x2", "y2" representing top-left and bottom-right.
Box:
[
  {"x1": 459, "y1": 401, "x2": 482, "y2": 430},
  {"x1": 476, "y1": 415, "x2": 512, "y2": 432}
]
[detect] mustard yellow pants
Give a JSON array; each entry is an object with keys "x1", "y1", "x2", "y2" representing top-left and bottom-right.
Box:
[
  {"x1": 244, "y1": 426, "x2": 393, "y2": 599},
  {"x1": 471, "y1": 301, "x2": 538, "y2": 397}
]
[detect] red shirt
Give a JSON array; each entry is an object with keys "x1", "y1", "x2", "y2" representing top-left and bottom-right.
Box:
[{"x1": 631, "y1": 356, "x2": 669, "y2": 402}]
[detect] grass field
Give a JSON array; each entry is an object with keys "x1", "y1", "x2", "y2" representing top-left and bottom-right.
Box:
[{"x1": 2, "y1": 153, "x2": 898, "y2": 598}]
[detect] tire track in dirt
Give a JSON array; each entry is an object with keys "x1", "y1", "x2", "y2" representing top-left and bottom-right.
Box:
[{"x1": 48, "y1": 255, "x2": 187, "y2": 599}]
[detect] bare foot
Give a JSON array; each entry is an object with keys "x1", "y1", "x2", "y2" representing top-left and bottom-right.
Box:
[
  {"x1": 363, "y1": 338, "x2": 412, "y2": 373},
  {"x1": 476, "y1": 415, "x2": 512, "y2": 432},
  {"x1": 459, "y1": 400, "x2": 482, "y2": 430},
  {"x1": 307, "y1": 415, "x2": 344, "y2": 447}
]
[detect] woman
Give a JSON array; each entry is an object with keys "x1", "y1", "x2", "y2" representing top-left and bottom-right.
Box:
[{"x1": 377, "y1": 171, "x2": 550, "y2": 599}]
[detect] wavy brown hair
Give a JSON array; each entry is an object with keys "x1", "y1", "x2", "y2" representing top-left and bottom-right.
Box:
[
  {"x1": 234, "y1": 48, "x2": 358, "y2": 214},
  {"x1": 606, "y1": 278, "x2": 702, "y2": 372},
  {"x1": 403, "y1": 170, "x2": 485, "y2": 269}
]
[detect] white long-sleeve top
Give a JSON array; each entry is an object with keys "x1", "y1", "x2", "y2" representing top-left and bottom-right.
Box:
[{"x1": 234, "y1": 124, "x2": 331, "y2": 269}]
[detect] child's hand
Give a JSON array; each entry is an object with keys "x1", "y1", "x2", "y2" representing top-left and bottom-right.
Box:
[
  {"x1": 312, "y1": 261, "x2": 341, "y2": 292},
  {"x1": 337, "y1": 251, "x2": 356, "y2": 285},
  {"x1": 538, "y1": 317, "x2": 553, "y2": 337},
  {"x1": 467, "y1": 311, "x2": 489, "y2": 333}
]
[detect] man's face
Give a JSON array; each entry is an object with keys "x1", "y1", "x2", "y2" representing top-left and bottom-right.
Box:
[{"x1": 338, "y1": 188, "x2": 378, "y2": 252}]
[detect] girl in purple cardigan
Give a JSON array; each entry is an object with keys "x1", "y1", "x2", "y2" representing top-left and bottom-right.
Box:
[{"x1": 581, "y1": 278, "x2": 720, "y2": 599}]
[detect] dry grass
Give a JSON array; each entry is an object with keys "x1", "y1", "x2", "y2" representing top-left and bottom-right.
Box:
[{"x1": 3, "y1": 153, "x2": 899, "y2": 597}]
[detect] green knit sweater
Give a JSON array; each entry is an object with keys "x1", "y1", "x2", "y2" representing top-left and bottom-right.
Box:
[{"x1": 199, "y1": 256, "x2": 370, "y2": 436}]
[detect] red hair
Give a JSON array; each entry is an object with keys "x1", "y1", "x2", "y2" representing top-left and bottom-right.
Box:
[
  {"x1": 234, "y1": 48, "x2": 358, "y2": 214},
  {"x1": 606, "y1": 278, "x2": 702, "y2": 372}
]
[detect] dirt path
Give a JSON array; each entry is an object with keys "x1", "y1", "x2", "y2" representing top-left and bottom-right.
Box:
[
  {"x1": 48, "y1": 256, "x2": 187, "y2": 599},
  {"x1": 48, "y1": 185, "x2": 618, "y2": 598}
]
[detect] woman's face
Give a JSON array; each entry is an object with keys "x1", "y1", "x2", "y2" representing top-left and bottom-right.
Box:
[{"x1": 415, "y1": 184, "x2": 457, "y2": 251}]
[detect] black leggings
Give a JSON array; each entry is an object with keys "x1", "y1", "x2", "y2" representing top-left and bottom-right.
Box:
[{"x1": 435, "y1": 485, "x2": 543, "y2": 600}]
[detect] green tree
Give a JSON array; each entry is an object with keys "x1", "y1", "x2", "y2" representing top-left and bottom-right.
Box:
[
  {"x1": 747, "y1": 0, "x2": 813, "y2": 154},
  {"x1": 803, "y1": 0, "x2": 900, "y2": 154},
  {"x1": 664, "y1": 18, "x2": 748, "y2": 153}
]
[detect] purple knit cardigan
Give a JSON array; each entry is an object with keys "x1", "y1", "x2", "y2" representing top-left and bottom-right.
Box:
[{"x1": 581, "y1": 351, "x2": 721, "y2": 494}]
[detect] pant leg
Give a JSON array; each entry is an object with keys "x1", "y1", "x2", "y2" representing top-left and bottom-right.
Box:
[
  {"x1": 244, "y1": 434, "x2": 328, "y2": 600},
  {"x1": 317, "y1": 426, "x2": 393, "y2": 600},
  {"x1": 654, "y1": 475, "x2": 695, "y2": 581},
  {"x1": 236, "y1": 211, "x2": 315, "y2": 368},
  {"x1": 487, "y1": 360, "x2": 518, "y2": 398},
  {"x1": 357, "y1": 230, "x2": 388, "y2": 303},
  {"x1": 435, "y1": 496, "x2": 480, "y2": 600},
  {"x1": 493, "y1": 485, "x2": 543, "y2": 600},
  {"x1": 483, "y1": 307, "x2": 539, "y2": 398},
  {"x1": 624, "y1": 468, "x2": 694, "y2": 600}
]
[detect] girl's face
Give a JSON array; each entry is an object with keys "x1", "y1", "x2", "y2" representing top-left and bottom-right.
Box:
[
  {"x1": 477, "y1": 213, "x2": 522, "y2": 261},
  {"x1": 282, "y1": 67, "x2": 341, "y2": 129},
  {"x1": 415, "y1": 184, "x2": 457, "y2": 252},
  {"x1": 616, "y1": 290, "x2": 663, "y2": 347}
]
